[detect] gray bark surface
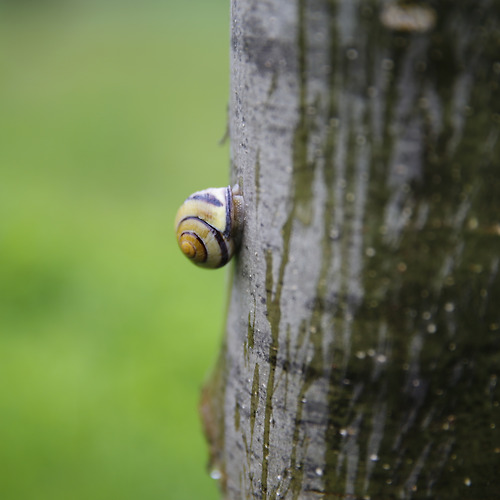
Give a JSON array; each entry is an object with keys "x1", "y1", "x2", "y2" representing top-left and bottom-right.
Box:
[{"x1": 201, "y1": 1, "x2": 500, "y2": 498}]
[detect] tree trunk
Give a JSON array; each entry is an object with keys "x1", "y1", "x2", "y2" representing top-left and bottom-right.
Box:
[{"x1": 201, "y1": 1, "x2": 500, "y2": 498}]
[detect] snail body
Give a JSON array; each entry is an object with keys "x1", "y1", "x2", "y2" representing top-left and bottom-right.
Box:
[{"x1": 174, "y1": 185, "x2": 244, "y2": 268}]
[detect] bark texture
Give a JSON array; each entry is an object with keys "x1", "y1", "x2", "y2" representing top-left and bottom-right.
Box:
[{"x1": 201, "y1": 1, "x2": 500, "y2": 498}]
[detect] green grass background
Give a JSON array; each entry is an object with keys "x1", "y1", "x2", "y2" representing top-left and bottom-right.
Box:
[{"x1": 0, "y1": 1, "x2": 230, "y2": 498}]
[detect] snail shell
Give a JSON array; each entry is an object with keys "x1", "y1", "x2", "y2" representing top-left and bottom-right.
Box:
[{"x1": 174, "y1": 185, "x2": 244, "y2": 268}]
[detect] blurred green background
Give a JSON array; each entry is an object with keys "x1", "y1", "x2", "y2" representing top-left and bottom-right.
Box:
[{"x1": 0, "y1": 1, "x2": 229, "y2": 498}]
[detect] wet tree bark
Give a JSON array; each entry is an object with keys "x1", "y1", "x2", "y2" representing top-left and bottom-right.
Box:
[{"x1": 201, "y1": 1, "x2": 500, "y2": 498}]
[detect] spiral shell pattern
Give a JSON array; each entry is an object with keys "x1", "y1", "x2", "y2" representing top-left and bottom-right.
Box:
[{"x1": 174, "y1": 186, "x2": 243, "y2": 269}]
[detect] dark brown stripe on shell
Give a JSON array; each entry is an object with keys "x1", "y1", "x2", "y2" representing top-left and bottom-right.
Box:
[
  {"x1": 189, "y1": 192, "x2": 223, "y2": 206},
  {"x1": 224, "y1": 186, "x2": 232, "y2": 238}
]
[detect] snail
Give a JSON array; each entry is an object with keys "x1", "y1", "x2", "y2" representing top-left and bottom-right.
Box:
[{"x1": 174, "y1": 185, "x2": 244, "y2": 268}]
